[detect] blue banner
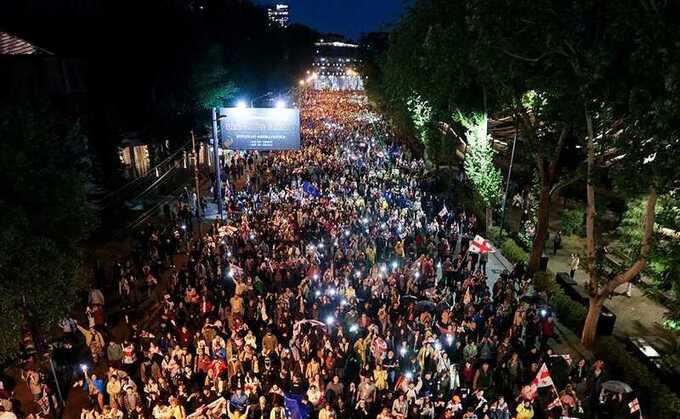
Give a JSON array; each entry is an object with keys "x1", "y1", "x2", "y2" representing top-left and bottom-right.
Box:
[
  {"x1": 302, "y1": 181, "x2": 321, "y2": 198},
  {"x1": 284, "y1": 394, "x2": 310, "y2": 419},
  {"x1": 218, "y1": 107, "x2": 300, "y2": 150}
]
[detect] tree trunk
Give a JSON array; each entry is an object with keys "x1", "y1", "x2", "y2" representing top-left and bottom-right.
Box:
[
  {"x1": 581, "y1": 295, "x2": 603, "y2": 347},
  {"x1": 485, "y1": 207, "x2": 493, "y2": 237},
  {"x1": 527, "y1": 185, "x2": 550, "y2": 274}
]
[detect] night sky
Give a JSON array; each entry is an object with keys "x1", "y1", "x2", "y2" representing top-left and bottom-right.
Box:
[{"x1": 256, "y1": 0, "x2": 408, "y2": 40}]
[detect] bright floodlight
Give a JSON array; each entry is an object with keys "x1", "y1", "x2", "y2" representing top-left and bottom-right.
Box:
[
  {"x1": 236, "y1": 100, "x2": 247, "y2": 109},
  {"x1": 275, "y1": 99, "x2": 286, "y2": 108}
]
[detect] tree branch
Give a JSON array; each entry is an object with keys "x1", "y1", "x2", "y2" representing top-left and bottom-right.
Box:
[
  {"x1": 549, "y1": 171, "x2": 584, "y2": 197},
  {"x1": 501, "y1": 48, "x2": 567, "y2": 63},
  {"x1": 548, "y1": 126, "x2": 568, "y2": 180},
  {"x1": 600, "y1": 189, "x2": 658, "y2": 297}
]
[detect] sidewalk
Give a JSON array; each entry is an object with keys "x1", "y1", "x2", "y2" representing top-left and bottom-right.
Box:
[{"x1": 546, "y1": 235, "x2": 672, "y2": 351}]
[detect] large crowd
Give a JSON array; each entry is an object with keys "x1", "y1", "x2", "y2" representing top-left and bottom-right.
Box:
[{"x1": 6, "y1": 91, "x2": 632, "y2": 419}]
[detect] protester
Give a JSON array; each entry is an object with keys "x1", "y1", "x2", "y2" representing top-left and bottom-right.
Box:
[{"x1": 46, "y1": 90, "x2": 616, "y2": 419}]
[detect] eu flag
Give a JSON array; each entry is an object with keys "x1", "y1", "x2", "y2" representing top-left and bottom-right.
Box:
[
  {"x1": 302, "y1": 181, "x2": 321, "y2": 198},
  {"x1": 284, "y1": 394, "x2": 311, "y2": 419}
]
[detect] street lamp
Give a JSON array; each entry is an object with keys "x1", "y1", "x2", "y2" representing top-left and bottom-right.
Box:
[{"x1": 275, "y1": 99, "x2": 287, "y2": 108}]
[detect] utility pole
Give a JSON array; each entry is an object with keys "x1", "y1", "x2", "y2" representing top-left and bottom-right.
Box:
[
  {"x1": 190, "y1": 130, "x2": 201, "y2": 234},
  {"x1": 211, "y1": 108, "x2": 224, "y2": 221}
]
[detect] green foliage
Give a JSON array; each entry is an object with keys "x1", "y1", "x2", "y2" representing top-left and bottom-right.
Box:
[
  {"x1": 0, "y1": 104, "x2": 95, "y2": 361},
  {"x1": 406, "y1": 94, "x2": 432, "y2": 145},
  {"x1": 560, "y1": 206, "x2": 585, "y2": 236},
  {"x1": 191, "y1": 44, "x2": 238, "y2": 111},
  {"x1": 533, "y1": 271, "x2": 587, "y2": 333},
  {"x1": 500, "y1": 238, "x2": 529, "y2": 265},
  {"x1": 459, "y1": 112, "x2": 502, "y2": 209},
  {"x1": 619, "y1": 193, "x2": 680, "y2": 326}
]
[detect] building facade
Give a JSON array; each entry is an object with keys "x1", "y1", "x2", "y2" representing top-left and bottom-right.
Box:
[
  {"x1": 267, "y1": 3, "x2": 289, "y2": 28},
  {"x1": 311, "y1": 37, "x2": 363, "y2": 91}
]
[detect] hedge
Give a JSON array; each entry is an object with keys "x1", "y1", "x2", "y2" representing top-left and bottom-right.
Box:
[
  {"x1": 533, "y1": 271, "x2": 680, "y2": 419},
  {"x1": 560, "y1": 206, "x2": 585, "y2": 236},
  {"x1": 533, "y1": 271, "x2": 587, "y2": 334}
]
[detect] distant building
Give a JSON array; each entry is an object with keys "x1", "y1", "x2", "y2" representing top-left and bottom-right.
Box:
[
  {"x1": 267, "y1": 3, "x2": 289, "y2": 28},
  {"x1": 311, "y1": 36, "x2": 363, "y2": 91}
]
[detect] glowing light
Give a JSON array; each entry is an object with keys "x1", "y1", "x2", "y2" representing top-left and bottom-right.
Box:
[
  {"x1": 362, "y1": 217, "x2": 369, "y2": 224},
  {"x1": 80, "y1": 364, "x2": 88, "y2": 372},
  {"x1": 236, "y1": 100, "x2": 247, "y2": 109},
  {"x1": 325, "y1": 315, "x2": 335, "y2": 325},
  {"x1": 275, "y1": 99, "x2": 286, "y2": 109},
  {"x1": 228, "y1": 271, "x2": 234, "y2": 278},
  {"x1": 355, "y1": 271, "x2": 361, "y2": 278},
  {"x1": 540, "y1": 309, "x2": 548, "y2": 317},
  {"x1": 446, "y1": 335, "x2": 453, "y2": 346},
  {"x1": 400, "y1": 346, "x2": 407, "y2": 356},
  {"x1": 227, "y1": 251, "x2": 232, "y2": 257},
  {"x1": 250, "y1": 233, "x2": 255, "y2": 240},
  {"x1": 391, "y1": 261, "x2": 398, "y2": 269},
  {"x1": 415, "y1": 272, "x2": 420, "y2": 279},
  {"x1": 349, "y1": 324, "x2": 359, "y2": 332},
  {"x1": 315, "y1": 290, "x2": 321, "y2": 297},
  {"x1": 328, "y1": 288, "x2": 337, "y2": 296},
  {"x1": 341, "y1": 298, "x2": 348, "y2": 306},
  {"x1": 344, "y1": 230, "x2": 350, "y2": 237},
  {"x1": 434, "y1": 341, "x2": 442, "y2": 351},
  {"x1": 299, "y1": 80, "x2": 305, "y2": 86},
  {"x1": 405, "y1": 371, "x2": 413, "y2": 380},
  {"x1": 380, "y1": 265, "x2": 387, "y2": 273},
  {"x1": 313, "y1": 274, "x2": 320, "y2": 280},
  {"x1": 181, "y1": 224, "x2": 187, "y2": 230},
  {"x1": 437, "y1": 262, "x2": 442, "y2": 269},
  {"x1": 381, "y1": 223, "x2": 387, "y2": 229},
  {"x1": 317, "y1": 242, "x2": 324, "y2": 249}
]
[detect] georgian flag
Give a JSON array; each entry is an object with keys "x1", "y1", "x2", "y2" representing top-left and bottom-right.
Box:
[
  {"x1": 532, "y1": 363, "x2": 554, "y2": 388},
  {"x1": 528, "y1": 363, "x2": 554, "y2": 399},
  {"x1": 547, "y1": 397, "x2": 562, "y2": 410},
  {"x1": 629, "y1": 398, "x2": 640, "y2": 414},
  {"x1": 468, "y1": 235, "x2": 496, "y2": 254}
]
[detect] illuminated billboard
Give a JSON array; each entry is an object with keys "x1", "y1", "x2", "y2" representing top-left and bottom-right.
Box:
[{"x1": 217, "y1": 107, "x2": 300, "y2": 150}]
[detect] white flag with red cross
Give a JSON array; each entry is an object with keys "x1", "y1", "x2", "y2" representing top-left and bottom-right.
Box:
[
  {"x1": 528, "y1": 363, "x2": 554, "y2": 399},
  {"x1": 468, "y1": 235, "x2": 496, "y2": 254},
  {"x1": 629, "y1": 398, "x2": 640, "y2": 414},
  {"x1": 547, "y1": 397, "x2": 562, "y2": 410}
]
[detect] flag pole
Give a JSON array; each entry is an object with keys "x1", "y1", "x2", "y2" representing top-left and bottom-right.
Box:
[{"x1": 550, "y1": 381, "x2": 564, "y2": 411}]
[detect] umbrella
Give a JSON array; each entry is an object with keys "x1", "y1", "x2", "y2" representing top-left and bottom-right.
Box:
[
  {"x1": 602, "y1": 380, "x2": 633, "y2": 393},
  {"x1": 415, "y1": 300, "x2": 437, "y2": 313}
]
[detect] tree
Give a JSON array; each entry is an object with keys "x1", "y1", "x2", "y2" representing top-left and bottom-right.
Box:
[
  {"x1": 191, "y1": 44, "x2": 239, "y2": 112},
  {"x1": 459, "y1": 112, "x2": 503, "y2": 234},
  {"x1": 573, "y1": 0, "x2": 680, "y2": 346},
  {"x1": 0, "y1": 103, "x2": 96, "y2": 361},
  {"x1": 370, "y1": 0, "x2": 576, "y2": 272}
]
